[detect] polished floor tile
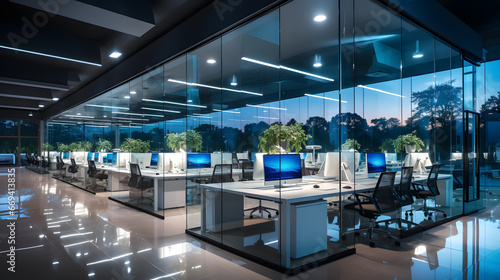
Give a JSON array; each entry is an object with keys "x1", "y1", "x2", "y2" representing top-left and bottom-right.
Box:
[{"x1": 2, "y1": 167, "x2": 500, "y2": 279}]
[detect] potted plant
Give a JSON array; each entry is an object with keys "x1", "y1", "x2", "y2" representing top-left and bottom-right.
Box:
[
  {"x1": 379, "y1": 139, "x2": 395, "y2": 153},
  {"x1": 42, "y1": 142, "x2": 55, "y2": 151},
  {"x1": 394, "y1": 131, "x2": 424, "y2": 153},
  {"x1": 258, "y1": 123, "x2": 311, "y2": 154},
  {"x1": 95, "y1": 138, "x2": 113, "y2": 152},
  {"x1": 68, "y1": 141, "x2": 93, "y2": 152},
  {"x1": 57, "y1": 143, "x2": 70, "y2": 153},
  {"x1": 120, "y1": 138, "x2": 150, "y2": 153},
  {"x1": 341, "y1": 138, "x2": 361, "y2": 151},
  {"x1": 166, "y1": 130, "x2": 202, "y2": 152}
]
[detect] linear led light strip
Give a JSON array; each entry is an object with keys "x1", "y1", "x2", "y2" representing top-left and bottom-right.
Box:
[
  {"x1": 213, "y1": 109, "x2": 240, "y2": 114},
  {"x1": 49, "y1": 122, "x2": 77, "y2": 126},
  {"x1": 0, "y1": 45, "x2": 102, "y2": 67},
  {"x1": 241, "y1": 57, "x2": 334, "y2": 82},
  {"x1": 168, "y1": 79, "x2": 263, "y2": 96},
  {"x1": 188, "y1": 114, "x2": 212, "y2": 119},
  {"x1": 86, "y1": 104, "x2": 129, "y2": 110},
  {"x1": 142, "y1": 98, "x2": 207, "y2": 108},
  {"x1": 246, "y1": 104, "x2": 287, "y2": 111},
  {"x1": 256, "y1": 116, "x2": 279, "y2": 120},
  {"x1": 112, "y1": 112, "x2": 163, "y2": 118},
  {"x1": 112, "y1": 116, "x2": 148, "y2": 121},
  {"x1": 141, "y1": 107, "x2": 181, "y2": 114},
  {"x1": 357, "y1": 85, "x2": 404, "y2": 98},
  {"x1": 64, "y1": 115, "x2": 95, "y2": 119},
  {"x1": 304, "y1": 93, "x2": 348, "y2": 103}
]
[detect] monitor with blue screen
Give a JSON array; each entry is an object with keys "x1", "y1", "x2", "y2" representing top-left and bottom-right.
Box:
[
  {"x1": 150, "y1": 153, "x2": 159, "y2": 167},
  {"x1": 103, "y1": 155, "x2": 108, "y2": 164},
  {"x1": 263, "y1": 154, "x2": 302, "y2": 186},
  {"x1": 112, "y1": 153, "x2": 117, "y2": 166},
  {"x1": 94, "y1": 152, "x2": 99, "y2": 162},
  {"x1": 187, "y1": 154, "x2": 211, "y2": 169},
  {"x1": 367, "y1": 153, "x2": 386, "y2": 177},
  {"x1": 64, "y1": 152, "x2": 69, "y2": 159},
  {"x1": 87, "y1": 153, "x2": 93, "y2": 161}
]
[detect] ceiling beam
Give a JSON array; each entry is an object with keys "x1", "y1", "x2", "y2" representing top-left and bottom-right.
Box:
[{"x1": 0, "y1": 77, "x2": 70, "y2": 91}]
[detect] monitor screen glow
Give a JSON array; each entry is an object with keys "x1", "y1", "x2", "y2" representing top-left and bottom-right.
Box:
[
  {"x1": 263, "y1": 154, "x2": 302, "y2": 182},
  {"x1": 367, "y1": 153, "x2": 386, "y2": 173},
  {"x1": 87, "y1": 153, "x2": 93, "y2": 160},
  {"x1": 187, "y1": 154, "x2": 211, "y2": 169},
  {"x1": 94, "y1": 153, "x2": 99, "y2": 161},
  {"x1": 150, "y1": 153, "x2": 159, "y2": 167},
  {"x1": 112, "y1": 153, "x2": 117, "y2": 165}
]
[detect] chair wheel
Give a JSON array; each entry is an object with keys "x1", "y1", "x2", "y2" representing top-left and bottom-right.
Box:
[
  {"x1": 409, "y1": 213, "x2": 413, "y2": 216},
  {"x1": 443, "y1": 213, "x2": 447, "y2": 218},
  {"x1": 268, "y1": 214, "x2": 271, "y2": 218},
  {"x1": 341, "y1": 235, "x2": 346, "y2": 240},
  {"x1": 388, "y1": 236, "x2": 392, "y2": 240},
  {"x1": 249, "y1": 215, "x2": 253, "y2": 219},
  {"x1": 369, "y1": 242, "x2": 375, "y2": 247},
  {"x1": 428, "y1": 216, "x2": 432, "y2": 220},
  {"x1": 276, "y1": 211, "x2": 279, "y2": 215},
  {"x1": 375, "y1": 224, "x2": 379, "y2": 228},
  {"x1": 395, "y1": 241, "x2": 400, "y2": 246}
]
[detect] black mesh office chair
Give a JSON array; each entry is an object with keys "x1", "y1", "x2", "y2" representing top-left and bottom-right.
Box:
[
  {"x1": 128, "y1": 163, "x2": 154, "y2": 205},
  {"x1": 67, "y1": 159, "x2": 79, "y2": 182},
  {"x1": 241, "y1": 160, "x2": 278, "y2": 219},
  {"x1": 210, "y1": 164, "x2": 234, "y2": 183},
  {"x1": 53, "y1": 156, "x2": 66, "y2": 179},
  {"x1": 343, "y1": 172, "x2": 401, "y2": 247},
  {"x1": 239, "y1": 161, "x2": 253, "y2": 181},
  {"x1": 406, "y1": 164, "x2": 447, "y2": 219},
  {"x1": 377, "y1": 167, "x2": 421, "y2": 229},
  {"x1": 86, "y1": 160, "x2": 107, "y2": 191}
]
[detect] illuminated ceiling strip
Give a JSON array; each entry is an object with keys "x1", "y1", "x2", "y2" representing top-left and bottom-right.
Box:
[
  {"x1": 85, "y1": 125, "x2": 108, "y2": 128},
  {"x1": 246, "y1": 104, "x2": 287, "y2": 111},
  {"x1": 142, "y1": 98, "x2": 207, "y2": 108},
  {"x1": 168, "y1": 79, "x2": 263, "y2": 96},
  {"x1": 304, "y1": 93, "x2": 347, "y2": 103},
  {"x1": 357, "y1": 85, "x2": 404, "y2": 98},
  {"x1": 86, "y1": 104, "x2": 129, "y2": 110},
  {"x1": 141, "y1": 107, "x2": 181, "y2": 114},
  {"x1": 112, "y1": 116, "x2": 148, "y2": 121},
  {"x1": 112, "y1": 112, "x2": 163, "y2": 118},
  {"x1": 256, "y1": 116, "x2": 279, "y2": 120},
  {"x1": 188, "y1": 115, "x2": 212, "y2": 119},
  {"x1": 64, "y1": 115, "x2": 95, "y2": 119},
  {"x1": 241, "y1": 57, "x2": 334, "y2": 82},
  {"x1": 0, "y1": 45, "x2": 102, "y2": 67},
  {"x1": 49, "y1": 122, "x2": 77, "y2": 126},
  {"x1": 213, "y1": 109, "x2": 240, "y2": 114}
]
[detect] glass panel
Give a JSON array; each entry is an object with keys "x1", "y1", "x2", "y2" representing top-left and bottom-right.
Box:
[
  {"x1": 0, "y1": 120, "x2": 18, "y2": 136},
  {"x1": 0, "y1": 138, "x2": 18, "y2": 165},
  {"x1": 21, "y1": 138, "x2": 38, "y2": 166},
  {"x1": 20, "y1": 120, "x2": 38, "y2": 136}
]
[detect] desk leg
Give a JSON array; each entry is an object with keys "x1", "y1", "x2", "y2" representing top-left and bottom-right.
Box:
[
  {"x1": 154, "y1": 179, "x2": 158, "y2": 212},
  {"x1": 280, "y1": 202, "x2": 291, "y2": 268},
  {"x1": 201, "y1": 187, "x2": 206, "y2": 232}
]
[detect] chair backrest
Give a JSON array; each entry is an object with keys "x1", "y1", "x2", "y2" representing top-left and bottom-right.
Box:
[
  {"x1": 373, "y1": 172, "x2": 398, "y2": 213},
  {"x1": 426, "y1": 164, "x2": 441, "y2": 195},
  {"x1": 56, "y1": 156, "x2": 64, "y2": 169},
  {"x1": 241, "y1": 161, "x2": 253, "y2": 180},
  {"x1": 128, "y1": 163, "x2": 142, "y2": 188},
  {"x1": 397, "y1": 166, "x2": 414, "y2": 206},
  {"x1": 88, "y1": 160, "x2": 97, "y2": 177},
  {"x1": 211, "y1": 164, "x2": 233, "y2": 183},
  {"x1": 69, "y1": 159, "x2": 78, "y2": 172}
]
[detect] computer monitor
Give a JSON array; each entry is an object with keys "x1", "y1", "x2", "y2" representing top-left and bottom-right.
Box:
[
  {"x1": 112, "y1": 153, "x2": 117, "y2": 166},
  {"x1": 150, "y1": 153, "x2": 159, "y2": 167},
  {"x1": 94, "y1": 152, "x2": 99, "y2": 162},
  {"x1": 103, "y1": 155, "x2": 108, "y2": 165},
  {"x1": 367, "y1": 153, "x2": 386, "y2": 178},
  {"x1": 263, "y1": 154, "x2": 302, "y2": 186},
  {"x1": 64, "y1": 152, "x2": 69, "y2": 159},
  {"x1": 187, "y1": 153, "x2": 211, "y2": 169},
  {"x1": 87, "y1": 153, "x2": 93, "y2": 161}
]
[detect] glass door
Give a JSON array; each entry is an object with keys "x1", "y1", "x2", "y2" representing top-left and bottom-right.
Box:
[{"x1": 463, "y1": 110, "x2": 482, "y2": 214}]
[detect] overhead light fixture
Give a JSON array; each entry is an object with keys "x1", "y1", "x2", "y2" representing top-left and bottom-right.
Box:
[
  {"x1": 207, "y1": 59, "x2": 216, "y2": 64},
  {"x1": 0, "y1": 45, "x2": 102, "y2": 67},
  {"x1": 143, "y1": 98, "x2": 207, "y2": 108},
  {"x1": 357, "y1": 85, "x2": 404, "y2": 98},
  {"x1": 314, "y1": 14, "x2": 327, "y2": 22},
  {"x1": 213, "y1": 109, "x2": 240, "y2": 114},
  {"x1": 86, "y1": 105, "x2": 129, "y2": 110},
  {"x1": 103, "y1": 115, "x2": 107, "y2": 118},
  {"x1": 413, "y1": 40, "x2": 423, "y2": 58},
  {"x1": 313, "y1": 55, "x2": 322, "y2": 68},
  {"x1": 111, "y1": 116, "x2": 148, "y2": 121},
  {"x1": 77, "y1": 113, "x2": 81, "y2": 115},
  {"x1": 246, "y1": 104, "x2": 287, "y2": 111},
  {"x1": 124, "y1": 96, "x2": 130, "y2": 99},
  {"x1": 230, "y1": 75, "x2": 238, "y2": 86},
  {"x1": 241, "y1": 57, "x2": 334, "y2": 82},
  {"x1": 29, "y1": 112, "x2": 33, "y2": 117},
  {"x1": 141, "y1": 107, "x2": 181, "y2": 114},
  {"x1": 167, "y1": 79, "x2": 262, "y2": 96},
  {"x1": 130, "y1": 91, "x2": 136, "y2": 94},
  {"x1": 63, "y1": 115, "x2": 95, "y2": 119},
  {"x1": 109, "y1": 51, "x2": 122, "y2": 58},
  {"x1": 187, "y1": 100, "x2": 193, "y2": 103},
  {"x1": 39, "y1": 104, "x2": 45, "y2": 108},
  {"x1": 112, "y1": 112, "x2": 163, "y2": 118},
  {"x1": 304, "y1": 93, "x2": 347, "y2": 103},
  {"x1": 52, "y1": 97, "x2": 59, "y2": 101}
]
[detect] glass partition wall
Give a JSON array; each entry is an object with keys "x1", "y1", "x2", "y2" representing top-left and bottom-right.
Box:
[{"x1": 43, "y1": 0, "x2": 476, "y2": 271}]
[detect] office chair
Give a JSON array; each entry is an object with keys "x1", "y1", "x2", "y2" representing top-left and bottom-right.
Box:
[
  {"x1": 240, "y1": 160, "x2": 278, "y2": 219},
  {"x1": 343, "y1": 172, "x2": 401, "y2": 247},
  {"x1": 67, "y1": 159, "x2": 80, "y2": 182},
  {"x1": 210, "y1": 164, "x2": 234, "y2": 183},
  {"x1": 86, "y1": 160, "x2": 107, "y2": 191},
  {"x1": 405, "y1": 164, "x2": 447, "y2": 219},
  {"x1": 128, "y1": 163, "x2": 154, "y2": 205},
  {"x1": 377, "y1": 167, "x2": 421, "y2": 229},
  {"x1": 53, "y1": 156, "x2": 66, "y2": 179},
  {"x1": 239, "y1": 161, "x2": 253, "y2": 181}
]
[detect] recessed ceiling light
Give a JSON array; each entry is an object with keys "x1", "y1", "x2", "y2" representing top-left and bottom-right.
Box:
[
  {"x1": 77, "y1": 113, "x2": 81, "y2": 115},
  {"x1": 29, "y1": 112, "x2": 33, "y2": 117},
  {"x1": 230, "y1": 75, "x2": 238, "y2": 86},
  {"x1": 207, "y1": 59, "x2": 216, "y2": 64},
  {"x1": 187, "y1": 99, "x2": 193, "y2": 103},
  {"x1": 103, "y1": 115, "x2": 107, "y2": 118},
  {"x1": 109, "y1": 51, "x2": 122, "y2": 58},
  {"x1": 52, "y1": 97, "x2": 59, "y2": 101},
  {"x1": 230, "y1": 82, "x2": 238, "y2": 86},
  {"x1": 313, "y1": 62, "x2": 322, "y2": 68},
  {"x1": 314, "y1": 14, "x2": 327, "y2": 22},
  {"x1": 39, "y1": 104, "x2": 44, "y2": 108},
  {"x1": 413, "y1": 40, "x2": 423, "y2": 58},
  {"x1": 130, "y1": 91, "x2": 136, "y2": 94},
  {"x1": 124, "y1": 96, "x2": 130, "y2": 99}
]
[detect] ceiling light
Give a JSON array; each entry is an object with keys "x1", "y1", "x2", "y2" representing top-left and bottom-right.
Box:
[
  {"x1": 413, "y1": 40, "x2": 423, "y2": 58},
  {"x1": 167, "y1": 79, "x2": 262, "y2": 96},
  {"x1": 39, "y1": 104, "x2": 44, "y2": 108},
  {"x1": 109, "y1": 52, "x2": 122, "y2": 58},
  {"x1": 313, "y1": 55, "x2": 322, "y2": 68},
  {"x1": 63, "y1": 115, "x2": 95, "y2": 119},
  {"x1": 142, "y1": 98, "x2": 207, "y2": 108},
  {"x1": 112, "y1": 112, "x2": 163, "y2": 118},
  {"x1": 305, "y1": 93, "x2": 347, "y2": 103},
  {"x1": 241, "y1": 57, "x2": 334, "y2": 82},
  {"x1": 230, "y1": 75, "x2": 238, "y2": 86},
  {"x1": 207, "y1": 59, "x2": 216, "y2": 64},
  {"x1": 52, "y1": 97, "x2": 59, "y2": 101},
  {"x1": 141, "y1": 107, "x2": 181, "y2": 114},
  {"x1": 124, "y1": 96, "x2": 130, "y2": 99},
  {"x1": 77, "y1": 113, "x2": 81, "y2": 115},
  {"x1": 246, "y1": 104, "x2": 287, "y2": 111},
  {"x1": 130, "y1": 91, "x2": 136, "y2": 94},
  {"x1": 29, "y1": 112, "x2": 33, "y2": 117},
  {"x1": 187, "y1": 100, "x2": 193, "y2": 103},
  {"x1": 357, "y1": 85, "x2": 404, "y2": 98},
  {"x1": 314, "y1": 14, "x2": 327, "y2": 22},
  {"x1": 103, "y1": 115, "x2": 107, "y2": 118},
  {"x1": 86, "y1": 105, "x2": 129, "y2": 110},
  {"x1": 0, "y1": 45, "x2": 102, "y2": 67},
  {"x1": 213, "y1": 109, "x2": 240, "y2": 114}
]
